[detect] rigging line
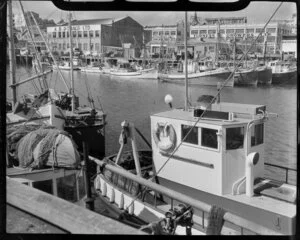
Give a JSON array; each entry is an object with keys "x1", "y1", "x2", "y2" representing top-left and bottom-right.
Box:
[{"x1": 152, "y1": 2, "x2": 284, "y2": 179}]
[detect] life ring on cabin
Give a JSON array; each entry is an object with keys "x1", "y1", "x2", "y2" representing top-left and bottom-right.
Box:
[{"x1": 152, "y1": 123, "x2": 177, "y2": 153}]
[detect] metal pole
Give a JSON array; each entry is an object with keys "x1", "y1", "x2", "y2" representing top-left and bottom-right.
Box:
[
  {"x1": 68, "y1": 12, "x2": 75, "y2": 112},
  {"x1": 83, "y1": 141, "x2": 94, "y2": 211},
  {"x1": 184, "y1": 11, "x2": 188, "y2": 111},
  {"x1": 8, "y1": 0, "x2": 17, "y2": 106}
]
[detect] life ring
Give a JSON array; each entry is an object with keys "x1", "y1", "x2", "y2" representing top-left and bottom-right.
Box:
[{"x1": 152, "y1": 123, "x2": 177, "y2": 152}]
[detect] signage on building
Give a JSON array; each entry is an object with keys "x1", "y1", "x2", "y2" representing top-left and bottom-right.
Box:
[{"x1": 48, "y1": 25, "x2": 100, "y2": 32}]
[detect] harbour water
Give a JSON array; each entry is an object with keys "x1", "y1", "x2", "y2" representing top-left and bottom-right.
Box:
[{"x1": 7, "y1": 66, "x2": 297, "y2": 184}]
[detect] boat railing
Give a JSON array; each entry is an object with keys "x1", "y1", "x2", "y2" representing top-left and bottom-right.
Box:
[
  {"x1": 264, "y1": 162, "x2": 297, "y2": 185},
  {"x1": 92, "y1": 158, "x2": 282, "y2": 235}
]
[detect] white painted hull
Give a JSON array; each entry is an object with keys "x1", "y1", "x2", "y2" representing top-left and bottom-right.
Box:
[
  {"x1": 158, "y1": 69, "x2": 233, "y2": 87},
  {"x1": 110, "y1": 71, "x2": 142, "y2": 76}
]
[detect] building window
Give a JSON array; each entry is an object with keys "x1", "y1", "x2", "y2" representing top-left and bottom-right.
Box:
[
  {"x1": 95, "y1": 30, "x2": 100, "y2": 37},
  {"x1": 267, "y1": 28, "x2": 276, "y2": 33},
  {"x1": 246, "y1": 29, "x2": 254, "y2": 33},
  {"x1": 235, "y1": 29, "x2": 244, "y2": 33},
  {"x1": 191, "y1": 30, "x2": 198, "y2": 35},
  {"x1": 78, "y1": 31, "x2": 82, "y2": 38},
  {"x1": 53, "y1": 32, "x2": 56, "y2": 38},
  {"x1": 62, "y1": 32, "x2": 65, "y2": 38},
  {"x1": 209, "y1": 46, "x2": 215, "y2": 51},
  {"x1": 78, "y1": 43, "x2": 82, "y2": 50},
  {"x1": 83, "y1": 43, "x2": 88, "y2": 50},
  {"x1": 89, "y1": 31, "x2": 94, "y2": 38},
  {"x1": 153, "y1": 31, "x2": 158, "y2": 36},
  {"x1": 67, "y1": 32, "x2": 69, "y2": 38},
  {"x1": 159, "y1": 31, "x2": 163, "y2": 36},
  {"x1": 257, "y1": 35, "x2": 264, "y2": 43},
  {"x1": 170, "y1": 31, "x2": 176, "y2": 36},
  {"x1": 226, "y1": 29, "x2": 234, "y2": 33},
  {"x1": 90, "y1": 43, "x2": 94, "y2": 50},
  {"x1": 200, "y1": 30, "x2": 207, "y2": 34},
  {"x1": 181, "y1": 125, "x2": 198, "y2": 145},
  {"x1": 255, "y1": 28, "x2": 264, "y2": 33},
  {"x1": 72, "y1": 31, "x2": 76, "y2": 38},
  {"x1": 208, "y1": 30, "x2": 216, "y2": 34},
  {"x1": 219, "y1": 29, "x2": 225, "y2": 34},
  {"x1": 226, "y1": 127, "x2": 244, "y2": 150},
  {"x1": 67, "y1": 43, "x2": 69, "y2": 49},
  {"x1": 201, "y1": 128, "x2": 218, "y2": 149},
  {"x1": 165, "y1": 31, "x2": 169, "y2": 35},
  {"x1": 58, "y1": 32, "x2": 61, "y2": 38},
  {"x1": 251, "y1": 124, "x2": 264, "y2": 146},
  {"x1": 267, "y1": 36, "x2": 276, "y2": 42},
  {"x1": 62, "y1": 43, "x2": 65, "y2": 50},
  {"x1": 83, "y1": 31, "x2": 88, "y2": 38},
  {"x1": 95, "y1": 43, "x2": 100, "y2": 51},
  {"x1": 58, "y1": 43, "x2": 61, "y2": 50}
]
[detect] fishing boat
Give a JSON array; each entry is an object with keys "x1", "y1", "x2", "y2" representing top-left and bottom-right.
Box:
[
  {"x1": 7, "y1": 3, "x2": 106, "y2": 163},
  {"x1": 267, "y1": 60, "x2": 297, "y2": 85},
  {"x1": 158, "y1": 60, "x2": 233, "y2": 86},
  {"x1": 52, "y1": 60, "x2": 81, "y2": 71},
  {"x1": 110, "y1": 61, "x2": 142, "y2": 77},
  {"x1": 91, "y1": 12, "x2": 296, "y2": 236},
  {"x1": 233, "y1": 67, "x2": 258, "y2": 86}
]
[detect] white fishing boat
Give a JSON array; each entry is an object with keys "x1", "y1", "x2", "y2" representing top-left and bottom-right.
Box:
[
  {"x1": 91, "y1": 11, "x2": 296, "y2": 236},
  {"x1": 52, "y1": 61, "x2": 81, "y2": 71},
  {"x1": 158, "y1": 67, "x2": 233, "y2": 87}
]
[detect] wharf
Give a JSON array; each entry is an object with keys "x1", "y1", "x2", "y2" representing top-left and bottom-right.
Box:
[{"x1": 6, "y1": 178, "x2": 146, "y2": 234}]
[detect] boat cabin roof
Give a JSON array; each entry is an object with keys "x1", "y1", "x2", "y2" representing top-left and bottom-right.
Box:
[{"x1": 152, "y1": 102, "x2": 266, "y2": 127}]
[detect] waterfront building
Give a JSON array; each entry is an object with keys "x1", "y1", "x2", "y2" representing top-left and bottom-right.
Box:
[
  {"x1": 281, "y1": 35, "x2": 297, "y2": 59},
  {"x1": 46, "y1": 16, "x2": 144, "y2": 57},
  {"x1": 189, "y1": 17, "x2": 293, "y2": 55}
]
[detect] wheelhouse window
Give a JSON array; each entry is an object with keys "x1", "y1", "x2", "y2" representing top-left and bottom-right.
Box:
[
  {"x1": 182, "y1": 125, "x2": 198, "y2": 145},
  {"x1": 201, "y1": 128, "x2": 218, "y2": 149},
  {"x1": 226, "y1": 127, "x2": 244, "y2": 150},
  {"x1": 251, "y1": 123, "x2": 264, "y2": 146}
]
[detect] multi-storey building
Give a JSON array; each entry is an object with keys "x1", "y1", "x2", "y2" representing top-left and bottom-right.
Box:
[
  {"x1": 189, "y1": 17, "x2": 293, "y2": 55},
  {"x1": 46, "y1": 16, "x2": 144, "y2": 56}
]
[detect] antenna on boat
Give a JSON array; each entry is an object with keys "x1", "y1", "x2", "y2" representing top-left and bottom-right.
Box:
[
  {"x1": 68, "y1": 10, "x2": 75, "y2": 112},
  {"x1": 184, "y1": 11, "x2": 188, "y2": 111}
]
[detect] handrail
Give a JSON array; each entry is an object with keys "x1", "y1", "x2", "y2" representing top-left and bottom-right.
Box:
[
  {"x1": 91, "y1": 157, "x2": 282, "y2": 235},
  {"x1": 264, "y1": 162, "x2": 297, "y2": 184}
]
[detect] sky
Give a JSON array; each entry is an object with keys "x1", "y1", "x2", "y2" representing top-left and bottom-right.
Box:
[{"x1": 13, "y1": 1, "x2": 296, "y2": 26}]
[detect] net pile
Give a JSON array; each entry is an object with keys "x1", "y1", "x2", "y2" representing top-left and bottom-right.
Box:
[{"x1": 7, "y1": 124, "x2": 80, "y2": 169}]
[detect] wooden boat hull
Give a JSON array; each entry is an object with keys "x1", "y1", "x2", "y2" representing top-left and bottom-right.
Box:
[
  {"x1": 257, "y1": 67, "x2": 272, "y2": 85},
  {"x1": 271, "y1": 69, "x2": 297, "y2": 85},
  {"x1": 158, "y1": 69, "x2": 233, "y2": 87},
  {"x1": 234, "y1": 69, "x2": 258, "y2": 86}
]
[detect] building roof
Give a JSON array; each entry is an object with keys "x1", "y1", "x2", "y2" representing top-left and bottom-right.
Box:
[{"x1": 59, "y1": 18, "x2": 114, "y2": 26}]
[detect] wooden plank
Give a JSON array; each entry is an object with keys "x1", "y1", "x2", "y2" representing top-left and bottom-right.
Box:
[{"x1": 7, "y1": 178, "x2": 146, "y2": 234}]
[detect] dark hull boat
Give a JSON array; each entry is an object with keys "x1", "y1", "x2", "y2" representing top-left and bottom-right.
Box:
[
  {"x1": 272, "y1": 69, "x2": 297, "y2": 85},
  {"x1": 233, "y1": 68, "x2": 258, "y2": 86},
  {"x1": 257, "y1": 66, "x2": 272, "y2": 85}
]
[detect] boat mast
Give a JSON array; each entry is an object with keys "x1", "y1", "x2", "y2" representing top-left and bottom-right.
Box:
[
  {"x1": 263, "y1": 38, "x2": 267, "y2": 65},
  {"x1": 184, "y1": 11, "x2": 188, "y2": 111},
  {"x1": 215, "y1": 20, "x2": 220, "y2": 66},
  {"x1": 8, "y1": 0, "x2": 17, "y2": 106},
  {"x1": 68, "y1": 12, "x2": 75, "y2": 112}
]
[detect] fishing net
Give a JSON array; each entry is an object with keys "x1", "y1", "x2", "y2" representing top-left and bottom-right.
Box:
[{"x1": 7, "y1": 124, "x2": 78, "y2": 169}]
